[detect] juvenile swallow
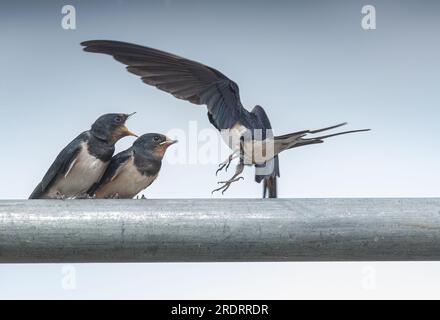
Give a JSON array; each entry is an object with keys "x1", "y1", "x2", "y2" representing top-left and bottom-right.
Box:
[
  {"x1": 88, "y1": 133, "x2": 177, "y2": 199},
  {"x1": 29, "y1": 113, "x2": 137, "y2": 199},
  {"x1": 81, "y1": 40, "x2": 370, "y2": 198}
]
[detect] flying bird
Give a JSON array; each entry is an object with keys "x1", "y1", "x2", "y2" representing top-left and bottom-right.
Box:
[
  {"x1": 88, "y1": 133, "x2": 177, "y2": 199},
  {"x1": 81, "y1": 40, "x2": 370, "y2": 198},
  {"x1": 29, "y1": 113, "x2": 137, "y2": 199}
]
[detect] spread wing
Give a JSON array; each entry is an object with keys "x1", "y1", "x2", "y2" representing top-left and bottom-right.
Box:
[
  {"x1": 81, "y1": 40, "x2": 247, "y2": 130},
  {"x1": 29, "y1": 133, "x2": 86, "y2": 199},
  {"x1": 87, "y1": 148, "x2": 133, "y2": 196}
]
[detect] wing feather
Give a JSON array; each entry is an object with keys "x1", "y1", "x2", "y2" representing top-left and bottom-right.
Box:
[
  {"x1": 82, "y1": 40, "x2": 246, "y2": 129},
  {"x1": 29, "y1": 133, "x2": 87, "y2": 199},
  {"x1": 87, "y1": 148, "x2": 133, "y2": 196}
]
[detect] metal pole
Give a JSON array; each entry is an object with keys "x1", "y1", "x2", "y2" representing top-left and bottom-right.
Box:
[{"x1": 0, "y1": 198, "x2": 439, "y2": 263}]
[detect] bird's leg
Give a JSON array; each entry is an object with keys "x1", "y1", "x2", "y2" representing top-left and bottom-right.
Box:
[
  {"x1": 76, "y1": 193, "x2": 95, "y2": 199},
  {"x1": 55, "y1": 192, "x2": 66, "y2": 200},
  {"x1": 212, "y1": 159, "x2": 245, "y2": 195},
  {"x1": 107, "y1": 193, "x2": 120, "y2": 199},
  {"x1": 216, "y1": 150, "x2": 239, "y2": 176}
]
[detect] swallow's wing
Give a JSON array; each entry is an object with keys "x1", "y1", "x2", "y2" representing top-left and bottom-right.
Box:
[
  {"x1": 87, "y1": 148, "x2": 133, "y2": 196},
  {"x1": 81, "y1": 40, "x2": 246, "y2": 130},
  {"x1": 29, "y1": 133, "x2": 86, "y2": 199},
  {"x1": 251, "y1": 106, "x2": 280, "y2": 198}
]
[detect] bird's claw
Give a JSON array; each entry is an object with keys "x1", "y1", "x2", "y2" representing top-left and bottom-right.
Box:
[
  {"x1": 216, "y1": 161, "x2": 229, "y2": 176},
  {"x1": 55, "y1": 192, "x2": 66, "y2": 200},
  {"x1": 211, "y1": 176, "x2": 244, "y2": 195},
  {"x1": 215, "y1": 154, "x2": 236, "y2": 176},
  {"x1": 217, "y1": 177, "x2": 244, "y2": 184},
  {"x1": 76, "y1": 193, "x2": 96, "y2": 199},
  {"x1": 215, "y1": 165, "x2": 225, "y2": 176}
]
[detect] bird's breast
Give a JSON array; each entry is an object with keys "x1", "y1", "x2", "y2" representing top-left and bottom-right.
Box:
[
  {"x1": 222, "y1": 124, "x2": 276, "y2": 165},
  {"x1": 96, "y1": 159, "x2": 158, "y2": 199},
  {"x1": 222, "y1": 123, "x2": 248, "y2": 151},
  {"x1": 242, "y1": 138, "x2": 275, "y2": 165},
  {"x1": 47, "y1": 143, "x2": 108, "y2": 198}
]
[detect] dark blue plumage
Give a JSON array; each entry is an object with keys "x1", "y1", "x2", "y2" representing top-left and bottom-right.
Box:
[
  {"x1": 29, "y1": 113, "x2": 136, "y2": 199},
  {"x1": 88, "y1": 133, "x2": 177, "y2": 199}
]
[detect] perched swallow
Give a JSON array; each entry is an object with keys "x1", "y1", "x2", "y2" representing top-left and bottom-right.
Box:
[
  {"x1": 88, "y1": 133, "x2": 177, "y2": 199},
  {"x1": 29, "y1": 113, "x2": 137, "y2": 199},
  {"x1": 81, "y1": 40, "x2": 370, "y2": 198}
]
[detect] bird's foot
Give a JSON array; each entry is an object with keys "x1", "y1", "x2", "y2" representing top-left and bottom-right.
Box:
[
  {"x1": 216, "y1": 154, "x2": 237, "y2": 176},
  {"x1": 141, "y1": 194, "x2": 147, "y2": 200},
  {"x1": 76, "y1": 193, "x2": 95, "y2": 199},
  {"x1": 211, "y1": 176, "x2": 244, "y2": 195},
  {"x1": 55, "y1": 192, "x2": 66, "y2": 200},
  {"x1": 106, "y1": 193, "x2": 120, "y2": 199},
  {"x1": 216, "y1": 162, "x2": 228, "y2": 176}
]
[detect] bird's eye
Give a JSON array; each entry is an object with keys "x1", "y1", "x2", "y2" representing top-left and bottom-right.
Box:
[
  {"x1": 115, "y1": 116, "x2": 123, "y2": 123},
  {"x1": 153, "y1": 136, "x2": 161, "y2": 142}
]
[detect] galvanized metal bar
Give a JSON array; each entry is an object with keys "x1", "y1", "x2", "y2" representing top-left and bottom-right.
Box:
[{"x1": 0, "y1": 199, "x2": 439, "y2": 263}]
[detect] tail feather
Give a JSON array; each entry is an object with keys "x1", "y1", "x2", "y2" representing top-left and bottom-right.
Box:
[
  {"x1": 275, "y1": 123, "x2": 370, "y2": 152},
  {"x1": 256, "y1": 156, "x2": 279, "y2": 198},
  {"x1": 309, "y1": 122, "x2": 348, "y2": 134},
  {"x1": 275, "y1": 122, "x2": 348, "y2": 141},
  {"x1": 306, "y1": 128, "x2": 371, "y2": 141}
]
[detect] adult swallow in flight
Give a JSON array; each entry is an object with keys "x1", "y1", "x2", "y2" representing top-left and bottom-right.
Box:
[
  {"x1": 81, "y1": 40, "x2": 370, "y2": 198},
  {"x1": 29, "y1": 113, "x2": 137, "y2": 199}
]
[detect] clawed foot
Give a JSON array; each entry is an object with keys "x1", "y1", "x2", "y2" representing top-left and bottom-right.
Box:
[
  {"x1": 211, "y1": 176, "x2": 244, "y2": 195},
  {"x1": 106, "y1": 193, "x2": 120, "y2": 199},
  {"x1": 55, "y1": 192, "x2": 66, "y2": 200},
  {"x1": 76, "y1": 193, "x2": 96, "y2": 199},
  {"x1": 216, "y1": 153, "x2": 238, "y2": 176},
  {"x1": 216, "y1": 162, "x2": 227, "y2": 176}
]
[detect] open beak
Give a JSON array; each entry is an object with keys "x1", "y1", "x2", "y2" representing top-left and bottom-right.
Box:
[
  {"x1": 160, "y1": 137, "x2": 178, "y2": 147},
  {"x1": 119, "y1": 113, "x2": 138, "y2": 137},
  {"x1": 127, "y1": 112, "x2": 137, "y2": 119},
  {"x1": 121, "y1": 125, "x2": 138, "y2": 138}
]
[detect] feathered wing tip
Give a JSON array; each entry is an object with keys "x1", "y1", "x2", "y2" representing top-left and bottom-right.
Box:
[
  {"x1": 29, "y1": 182, "x2": 44, "y2": 199},
  {"x1": 263, "y1": 177, "x2": 277, "y2": 198},
  {"x1": 256, "y1": 155, "x2": 280, "y2": 198}
]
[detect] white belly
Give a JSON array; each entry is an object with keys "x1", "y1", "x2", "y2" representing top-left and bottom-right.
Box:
[
  {"x1": 46, "y1": 145, "x2": 108, "y2": 198},
  {"x1": 223, "y1": 124, "x2": 275, "y2": 165},
  {"x1": 96, "y1": 159, "x2": 158, "y2": 199},
  {"x1": 242, "y1": 138, "x2": 275, "y2": 165}
]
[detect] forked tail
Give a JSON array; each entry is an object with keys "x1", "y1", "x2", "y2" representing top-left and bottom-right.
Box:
[{"x1": 274, "y1": 123, "x2": 370, "y2": 152}]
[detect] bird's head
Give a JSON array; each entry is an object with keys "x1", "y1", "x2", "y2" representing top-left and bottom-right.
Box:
[
  {"x1": 133, "y1": 133, "x2": 178, "y2": 159},
  {"x1": 91, "y1": 113, "x2": 137, "y2": 144}
]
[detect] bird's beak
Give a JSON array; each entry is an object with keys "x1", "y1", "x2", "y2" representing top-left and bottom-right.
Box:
[
  {"x1": 121, "y1": 125, "x2": 138, "y2": 138},
  {"x1": 127, "y1": 112, "x2": 137, "y2": 119},
  {"x1": 120, "y1": 113, "x2": 138, "y2": 138},
  {"x1": 160, "y1": 137, "x2": 178, "y2": 147}
]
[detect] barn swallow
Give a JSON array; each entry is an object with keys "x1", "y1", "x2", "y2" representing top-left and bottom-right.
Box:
[
  {"x1": 29, "y1": 113, "x2": 137, "y2": 199},
  {"x1": 88, "y1": 133, "x2": 177, "y2": 199},
  {"x1": 81, "y1": 40, "x2": 370, "y2": 198}
]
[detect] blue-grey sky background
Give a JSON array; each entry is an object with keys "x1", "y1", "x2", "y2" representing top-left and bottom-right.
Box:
[
  {"x1": 1, "y1": 0, "x2": 439, "y2": 199},
  {"x1": 1, "y1": 0, "x2": 439, "y2": 299}
]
